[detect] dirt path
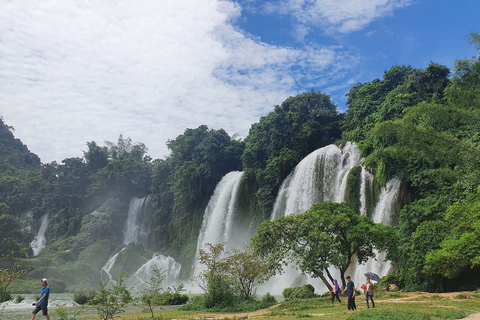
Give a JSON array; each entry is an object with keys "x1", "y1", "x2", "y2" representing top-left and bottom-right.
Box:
[{"x1": 186, "y1": 303, "x2": 281, "y2": 319}]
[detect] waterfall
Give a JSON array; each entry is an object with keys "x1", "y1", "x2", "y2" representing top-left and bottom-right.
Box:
[
  {"x1": 129, "y1": 254, "x2": 182, "y2": 292},
  {"x1": 264, "y1": 143, "x2": 402, "y2": 294},
  {"x1": 30, "y1": 214, "x2": 49, "y2": 256},
  {"x1": 271, "y1": 142, "x2": 361, "y2": 220},
  {"x1": 263, "y1": 143, "x2": 362, "y2": 293},
  {"x1": 352, "y1": 178, "x2": 402, "y2": 283},
  {"x1": 193, "y1": 171, "x2": 243, "y2": 275},
  {"x1": 124, "y1": 196, "x2": 152, "y2": 249},
  {"x1": 100, "y1": 248, "x2": 126, "y2": 285}
]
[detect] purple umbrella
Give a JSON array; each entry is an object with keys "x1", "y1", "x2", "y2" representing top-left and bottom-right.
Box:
[{"x1": 364, "y1": 272, "x2": 381, "y2": 281}]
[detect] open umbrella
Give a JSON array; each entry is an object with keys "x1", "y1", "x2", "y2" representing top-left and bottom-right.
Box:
[{"x1": 364, "y1": 272, "x2": 381, "y2": 281}]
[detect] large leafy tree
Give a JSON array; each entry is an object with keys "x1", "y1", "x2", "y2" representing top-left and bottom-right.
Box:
[
  {"x1": 251, "y1": 202, "x2": 392, "y2": 290},
  {"x1": 242, "y1": 91, "x2": 342, "y2": 210}
]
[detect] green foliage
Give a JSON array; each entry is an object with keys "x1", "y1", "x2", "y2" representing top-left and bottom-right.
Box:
[
  {"x1": 0, "y1": 214, "x2": 26, "y2": 255},
  {"x1": 73, "y1": 290, "x2": 96, "y2": 305},
  {"x1": 55, "y1": 306, "x2": 85, "y2": 320},
  {"x1": 252, "y1": 202, "x2": 393, "y2": 289},
  {"x1": 92, "y1": 274, "x2": 132, "y2": 320},
  {"x1": 192, "y1": 243, "x2": 270, "y2": 309},
  {"x1": 283, "y1": 284, "x2": 316, "y2": 300},
  {"x1": 0, "y1": 117, "x2": 41, "y2": 174},
  {"x1": 0, "y1": 250, "x2": 26, "y2": 302},
  {"x1": 242, "y1": 91, "x2": 342, "y2": 210},
  {"x1": 224, "y1": 247, "x2": 271, "y2": 300},
  {"x1": 140, "y1": 268, "x2": 166, "y2": 317},
  {"x1": 424, "y1": 188, "x2": 480, "y2": 279}
]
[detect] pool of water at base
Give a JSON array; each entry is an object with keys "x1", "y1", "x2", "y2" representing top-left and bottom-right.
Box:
[{"x1": 0, "y1": 293, "x2": 177, "y2": 320}]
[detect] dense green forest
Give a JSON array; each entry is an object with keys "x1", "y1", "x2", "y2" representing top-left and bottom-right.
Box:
[{"x1": 1, "y1": 33, "x2": 480, "y2": 295}]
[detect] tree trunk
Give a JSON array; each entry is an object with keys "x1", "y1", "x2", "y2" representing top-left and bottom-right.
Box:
[{"x1": 313, "y1": 270, "x2": 333, "y2": 292}]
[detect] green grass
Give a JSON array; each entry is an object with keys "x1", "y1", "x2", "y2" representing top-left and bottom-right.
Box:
[{"x1": 63, "y1": 292, "x2": 480, "y2": 320}]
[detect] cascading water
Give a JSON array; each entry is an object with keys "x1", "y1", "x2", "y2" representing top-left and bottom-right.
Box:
[
  {"x1": 264, "y1": 143, "x2": 402, "y2": 294},
  {"x1": 30, "y1": 214, "x2": 49, "y2": 256},
  {"x1": 100, "y1": 248, "x2": 126, "y2": 285},
  {"x1": 271, "y1": 143, "x2": 361, "y2": 220},
  {"x1": 129, "y1": 254, "x2": 182, "y2": 292},
  {"x1": 193, "y1": 171, "x2": 243, "y2": 275},
  {"x1": 264, "y1": 143, "x2": 363, "y2": 293},
  {"x1": 124, "y1": 196, "x2": 152, "y2": 249},
  {"x1": 192, "y1": 143, "x2": 403, "y2": 295},
  {"x1": 352, "y1": 178, "x2": 402, "y2": 282}
]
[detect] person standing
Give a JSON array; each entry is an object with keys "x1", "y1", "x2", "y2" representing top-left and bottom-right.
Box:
[
  {"x1": 331, "y1": 279, "x2": 341, "y2": 304},
  {"x1": 364, "y1": 278, "x2": 375, "y2": 308},
  {"x1": 341, "y1": 276, "x2": 356, "y2": 311},
  {"x1": 31, "y1": 278, "x2": 50, "y2": 320}
]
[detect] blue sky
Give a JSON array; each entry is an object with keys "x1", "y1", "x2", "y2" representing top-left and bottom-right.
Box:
[{"x1": 0, "y1": 0, "x2": 478, "y2": 162}]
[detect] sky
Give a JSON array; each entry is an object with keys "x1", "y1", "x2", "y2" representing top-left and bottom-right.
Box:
[{"x1": 0, "y1": 0, "x2": 479, "y2": 163}]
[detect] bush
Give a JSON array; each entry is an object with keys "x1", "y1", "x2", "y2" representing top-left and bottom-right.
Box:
[
  {"x1": 73, "y1": 290, "x2": 96, "y2": 305},
  {"x1": 262, "y1": 292, "x2": 277, "y2": 304},
  {"x1": 283, "y1": 284, "x2": 316, "y2": 300}
]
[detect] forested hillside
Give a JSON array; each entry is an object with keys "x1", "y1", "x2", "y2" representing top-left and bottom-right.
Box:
[{"x1": 1, "y1": 33, "x2": 480, "y2": 295}]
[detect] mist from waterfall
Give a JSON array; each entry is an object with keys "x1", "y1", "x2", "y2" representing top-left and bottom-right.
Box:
[
  {"x1": 193, "y1": 171, "x2": 243, "y2": 275},
  {"x1": 30, "y1": 214, "x2": 49, "y2": 256},
  {"x1": 124, "y1": 196, "x2": 152, "y2": 249}
]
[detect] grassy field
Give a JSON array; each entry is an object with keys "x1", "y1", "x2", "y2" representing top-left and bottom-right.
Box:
[{"x1": 61, "y1": 291, "x2": 480, "y2": 320}]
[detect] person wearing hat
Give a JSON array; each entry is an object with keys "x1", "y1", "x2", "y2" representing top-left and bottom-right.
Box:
[{"x1": 31, "y1": 278, "x2": 50, "y2": 320}]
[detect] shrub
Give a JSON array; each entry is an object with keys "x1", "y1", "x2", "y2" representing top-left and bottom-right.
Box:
[
  {"x1": 283, "y1": 284, "x2": 316, "y2": 300},
  {"x1": 262, "y1": 292, "x2": 277, "y2": 304},
  {"x1": 73, "y1": 290, "x2": 96, "y2": 305}
]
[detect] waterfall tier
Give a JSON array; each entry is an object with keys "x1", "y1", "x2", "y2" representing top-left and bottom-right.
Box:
[
  {"x1": 124, "y1": 196, "x2": 152, "y2": 249},
  {"x1": 30, "y1": 214, "x2": 49, "y2": 256}
]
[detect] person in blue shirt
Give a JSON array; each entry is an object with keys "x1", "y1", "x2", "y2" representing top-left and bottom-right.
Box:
[
  {"x1": 341, "y1": 276, "x2": 357, "y2": 311},
  {"x1": 31, "y1": 278, "x2": 50, "y2": 320}
]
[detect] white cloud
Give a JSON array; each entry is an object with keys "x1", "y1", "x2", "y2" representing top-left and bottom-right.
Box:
[
  {"x1": 263, "y1": 0, "x2": 413, "y2": 34},
  {"x1": 0, "y1": 0, "x2": 359, "y2": 162}
]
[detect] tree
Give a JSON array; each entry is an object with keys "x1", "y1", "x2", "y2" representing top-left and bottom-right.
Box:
[
  {"x1": 224, "y1": 247, "x2": 270, "y2": 300},
  {"x1": 193, "y1": 243, "x2": 234, "y2": 308},
  {"x1": 251, "y1": 202, "x2": 392, "y2": 290},
  {"x1": 0, "y1": 250, "x2": 26, "y2": 302},
  {"x1": 140, "y1": 269, "x2": 166, "y2": 318},
  {"x1": 0, "y1": 213, "x2": 25, "y2": 255},
  {"x1": 93, "y1": 274, "x2": 131, "y2": 320},
  {"x1": 83, "y1": 141, "x2": 109, "y2": 172}
]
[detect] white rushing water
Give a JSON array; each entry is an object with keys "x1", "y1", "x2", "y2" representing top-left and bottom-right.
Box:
[
  {"x1": 124, "y1": 196, "x2": 151, "y2": 249},
  {"x1": 271, "y1": 142, "x2": 361, "y2": 220},
  {"x1": 264, "y1": 143, "x2": 401, "y2": 294},
  {"x1": 352, "y1": 178, "x2": 402, "y2": 283},
  {"x1": 30, "y1": 214, "x2": 49, "y2": 256},
  {"x1": 100, "y1": 248, "x2": 126, "y2": 285},
  {"x1": 129, "y1": 254, "x2": 182, "y2": 292},
  {"x1": 191, "y1": 143, "x2": 403, "y2": 294},
  {"x1": 193, "y1": 171, "x2": 243, "y2": 275}
]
